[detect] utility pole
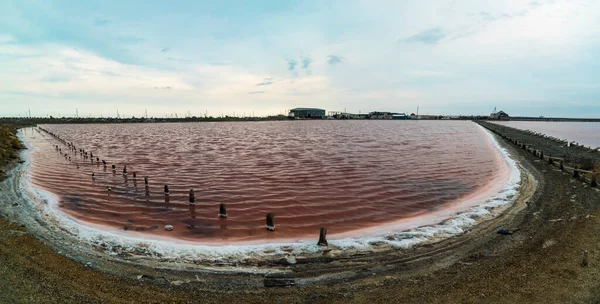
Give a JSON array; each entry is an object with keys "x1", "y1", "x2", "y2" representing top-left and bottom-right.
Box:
[
  {"x1": 145, "y1": 109, "x2": 148, "y2": 119},
  {"x1": 28, "y1": 109, "x2": 31, "y2": 118},
  {"x1": 76, "y1": 108, "x2": 79, "y2": 118}
]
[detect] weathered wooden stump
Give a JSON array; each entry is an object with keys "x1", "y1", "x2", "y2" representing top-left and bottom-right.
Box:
[
  {"x1": 560, "y1": 160, "x2": 564, "y2": 171},
  {"x1": 266, "y1": 213, "x2": 275, "y2": 231},
  {"x1": 582, "y1": 250, "x2": 589, "y2": 267},
  {"x1": 133, "y1": 172, "x2": 137, "y2": 179},
  {"x1": 548, "y1": 157, "x2": 553, "y2": 165},
  {"x1": 573, "y1": 169, "x2": 579, "y2": 179},
  {"x1": 112, "y1": 164, "x2": 116, "y2": 173},
  {"x1": 164, "y1": 184, "x2": 169, "y2": 195},
  {"x1": 144, "y1": 176, "x2": 149, "y2": 187},
  {"x1": 591, "y1": 174, "x2": 597, "y2": 187},
  {"x1": 189, "y1": 189, "x2": 195, "y2": 205},
  {"x1": 219, "y1": 203, "x2": 227, "y2": 218},
  {"x1": 123, "y1": 165, "x2": 127, "y2": 177},
  {"x1": 92, "y1": 172, "x2": 95, "y2": 180},
  {"x1": 539, "y1": 150, "x2": 544, "y2": 159},
  {"x1": 317, "y1": 227, "x2": 328, "y2": 246},
  {"x1": 264, "y1": 276, "x2": 295, "y2": 287}
]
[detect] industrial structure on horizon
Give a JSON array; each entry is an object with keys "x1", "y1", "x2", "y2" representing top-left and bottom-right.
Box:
[{"x1": 289, "y1": 108, "x2": 411, "y2": 120}]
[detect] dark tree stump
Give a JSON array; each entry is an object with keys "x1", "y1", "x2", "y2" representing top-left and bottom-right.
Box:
[
  {"x1": 219, "y1": 203, "x2": 227, "y2": 218},
  {"x1": 266, "y1": 213, "x2": 275, "y2": 231},
  {"x1": 189, "y1": 189, "x2": 195, "y2": 205},
  {"x1": 318, "y1": 227, "x2": 328, "y2": 246}
]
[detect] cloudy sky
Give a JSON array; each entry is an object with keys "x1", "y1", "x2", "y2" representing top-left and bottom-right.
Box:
[{"x1": 1, "y1": 0, "x2": 599, "y2": 118}]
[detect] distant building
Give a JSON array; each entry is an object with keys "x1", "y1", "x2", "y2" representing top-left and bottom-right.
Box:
[
  {"x1": 369, "y1": 111, "x2": 395, "y2": 119},
  {"x1": 490, "y1": 110, "x2": 510, "y2": 120},
  {"x1": 289, "y1": 108, "x2": 326, "y2": 119},
  {"x1": 392, "y1": 113, "x2": 409, "y2": 120}
]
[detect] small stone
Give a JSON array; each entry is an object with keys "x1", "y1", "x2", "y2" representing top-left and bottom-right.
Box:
[
  {"x1": 170, "y1": 280, "x2": 184, "y2": 286},
  {"x1": 582, "y1": 250, "x2": 589, "y2": 267},
  {"x1": 137, "y1": 275, "x2": 143, "y2": 280},
  {"x1": 285, "y1": 255, "x2": 297, "y2": 265},
  {"x1": 164, "y1": 225, "x2": 173, "y2": 231}
]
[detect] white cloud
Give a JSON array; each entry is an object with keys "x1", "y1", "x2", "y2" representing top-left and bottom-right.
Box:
[{"x1": 1, "y1": 0, "x2": 600, "y2": 117}]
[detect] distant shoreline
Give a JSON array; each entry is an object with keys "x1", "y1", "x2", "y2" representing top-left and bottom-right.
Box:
[
  {"x1": 2, "y1": 116, "x2": 600, "y2": 126},
  {"x1": 2, "y1": 122, "x2": 600, "y2": 302}
]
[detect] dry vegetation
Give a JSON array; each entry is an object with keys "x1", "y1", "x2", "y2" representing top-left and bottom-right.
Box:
[{"x1": 0, "y1": 125, "x2": 24, "y2": 180}]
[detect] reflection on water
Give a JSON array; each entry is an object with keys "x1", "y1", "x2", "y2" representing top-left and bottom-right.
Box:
[
  {"x1": 494, "y1": 121, "x2": 600, "y2": 148},
  {"x1": 27, "y1": 121, "x2": 501, "y2": 242}
]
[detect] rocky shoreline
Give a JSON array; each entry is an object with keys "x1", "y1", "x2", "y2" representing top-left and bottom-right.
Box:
[{"x1": 1, "y1": 122, "x2": 600, "y2": 303}]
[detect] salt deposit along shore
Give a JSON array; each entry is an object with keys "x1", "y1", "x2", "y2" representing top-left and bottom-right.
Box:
[
  {"x1": 7, "y1": 124, "x2": 521, "y2": 268},
  {"x1": 2, "y1": 122, "x2": 600, "y2": 303}
]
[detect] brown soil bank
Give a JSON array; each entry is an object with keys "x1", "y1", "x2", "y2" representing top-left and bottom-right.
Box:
[{"x1": 2, "y1": 123, "x2": 600, "y2": 303}]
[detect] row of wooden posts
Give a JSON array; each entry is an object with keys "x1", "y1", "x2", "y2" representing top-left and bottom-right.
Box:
[
  {"x1": 520, "y1": 129, "x2": 600, "y2": 152},
  {"x1": 36, "y1": 127, "x2": 331, "y2": 246},
  {"x1": 479, "y1": 123, "x2": 598, "y2": 188}
]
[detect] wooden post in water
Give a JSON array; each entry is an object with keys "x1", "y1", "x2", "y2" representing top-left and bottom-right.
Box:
[
  {"x1": 560, "y1": 160, "x2": 564, "y2": 171},
  {"x1": 102, "y1": 160, "x2": 107, "y2": 168},
  {"x1": 123, "y1": 165, "x2": 127, "y2": 177},
  {"x1": 317, "y1": 227, "x2": 328, "y2": 246},
  {"x1": 219, "y1": 203, "x2": 227, "y2": 218},
  {"x1": 92, "y1": 172, "x2": 95, "y2": 180},
  {"x1": 574, "y1": 169, "x2": 579, "y2": 179},
  {"x1": 549, "y1": 157, "x2": 553, "y2": 165},
  {"x1": 591, "y1": 174, "x2": 597, "y2": 187},
  {"x1": 164, "y1": 184, "x2": 169, "y2": 195},
  {"x1": 144, "y1": 176, "x2": 149, "y2": 187},
  {"x1": 112, "y1": 164, "x2": 116, "y2": 174},
  {"x1": 266, "y1": 213, "x2": 275, "y2": 231},
  {"x1": 539, "y1": 150, "x2": 544, "y2": 159},
  {"x1": 189, "y1": 189, "x2": 195, "y2": 205}
]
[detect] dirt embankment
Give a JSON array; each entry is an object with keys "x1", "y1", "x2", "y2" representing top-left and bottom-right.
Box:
[
  {"x1": 480, "y1": 121, "x2": 600, "y2": 170},
  {"x1": 0, "y1": 125, "x2": 23, "y2": 180},
  {"x1": 1, "y1": 124, "x2": 600, "y2": 303}
]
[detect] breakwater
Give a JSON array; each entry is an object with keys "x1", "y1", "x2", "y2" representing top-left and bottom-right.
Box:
[
  {"x1": 477, "y1": 121, "x2": 599, "y2": 188},
  {"x1": 501, "y1": 117, "x2": 600, "y2": 122}
]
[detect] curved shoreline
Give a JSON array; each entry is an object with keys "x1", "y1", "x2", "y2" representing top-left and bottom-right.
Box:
[
  {"x1": 6, "y1": 122, "x2": 600, "y2": 302},
  {"x1": 9, "y1": 124, "x2": 522, "y2": 266}
]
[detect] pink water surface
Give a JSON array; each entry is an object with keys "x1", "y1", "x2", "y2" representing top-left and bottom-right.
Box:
[{"x1": 25, "y1": 121, "x2": 505, "y2": 242}]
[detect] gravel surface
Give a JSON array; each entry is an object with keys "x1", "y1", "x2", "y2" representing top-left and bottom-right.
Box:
[{"x1": 2, "y1": 123, "x2": 600, "y2": 303}]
